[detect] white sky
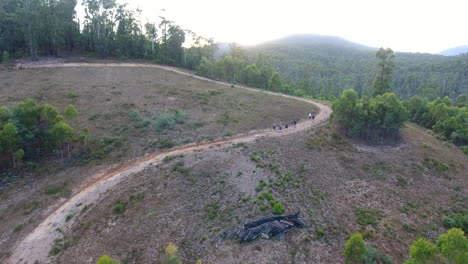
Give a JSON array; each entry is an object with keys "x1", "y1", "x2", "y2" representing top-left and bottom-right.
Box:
[{"x1": 76, "y1": 0, "x2": 468, "y2": 54}]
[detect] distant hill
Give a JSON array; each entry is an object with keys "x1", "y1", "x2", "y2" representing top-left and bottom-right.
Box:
[
  {"x1": 258, "y1": 34, "x2": 374, "y2": 51},
  {"x1": 438, "y1": 45, "x2": 468, "y2": 56},
  {"x1": 240, "y1": 34, "x2": 468, "y2": 99}
]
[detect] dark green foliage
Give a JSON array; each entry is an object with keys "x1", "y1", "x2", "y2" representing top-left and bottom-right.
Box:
[
  {"x1": 154, "y1": 110, "x2": 187, "y2": 132},
  {"x1": 255, "y1": 180, "x2": 267, "y2": 192},
  {"x1": 272, "y1": 201, "x2": 285, "y2": 215},
  {"x1": 113, "y1": 200, "x2": 127, "y2": 214},
  {"x1": 0, "y1": 99, "x2": 78, "y2": 171},
  {"x1": 443, "y1": 212, "x2": 468, "y2": 233},
  {"x1": 344, "y1": 233, "x2": 367, "y2": 264},
  {"x1": 128, "y1": 110, "x2": 140, "y2": 121},
  {"x1": 332, "y1": 89, "x2": 408, "y2": 141},
  {"x1": 373, "y1": 48, "x2": 395, "y2": 96},
  {"x1": 365, "y1": 246, "x2": 393, "y2": 264},
  {"x1": 49, "y1": 238, "x2": 69, "y2": 256},
  {"x1": 407, "y1": 95, "x2": 468, "y2": 152},
  {"x1": 356, "y1": 208, "x2": 384, "y2": 227},
  {"x1": 404, "y1": 228, "x2": 468, "y2": 264},
  {"x1": 247, "y1": 35, "x2": 468, "y2": 100},
  {"x1": 422, "y1": 156, "x2": 449, "y2": 172},
  {"x1": 156, "y1": 138, "x2": 175, "y2": 149}
]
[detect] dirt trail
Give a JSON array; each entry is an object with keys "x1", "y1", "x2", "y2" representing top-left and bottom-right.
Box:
[{"x1": 6, "y1": 62, "x2": 331, "y2": 264}]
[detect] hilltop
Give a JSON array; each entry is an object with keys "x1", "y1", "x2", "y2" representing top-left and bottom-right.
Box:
[
  {"x1": 240, "y1": 34, "x2": 468, "y2": 99},
  {"x1": 439, "y1": 45, "x2": 468, "y2": 56}
]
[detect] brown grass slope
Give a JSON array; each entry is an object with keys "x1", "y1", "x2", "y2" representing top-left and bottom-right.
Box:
[
  {"x1": 0, "y1": 65, "x2": 318, "y2": 262},
  {"x1": 55, "y1": 123, "x2": 467, "y2": 264}
]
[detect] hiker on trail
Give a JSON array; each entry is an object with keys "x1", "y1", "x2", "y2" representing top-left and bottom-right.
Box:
[
  {"x1": 308, "y1": 113, "x2": 312, "y2": 119},
  {"x1": 279, "y1": 125, "x2": 282, "y2": 130},
  {"x1": 273, "y1": 124, "x2": 276, "y2": 130},
  {"x1": 294, "y1": 119, "x2": 297, "y2": 125},
  {"x1": 285, "y1": 123, "x2": 288, "y2": 129},
  {"x1": 312, "y1": 114, "x2": 316, "y2": 121}
]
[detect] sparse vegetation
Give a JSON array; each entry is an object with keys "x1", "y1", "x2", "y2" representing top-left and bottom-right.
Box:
[
  {"x1": 154, "y1": 110, "x2": 188, "y2": 132},
  {"x1": 113, "y1": 200, "x2": 127, "y2": 214},
  {"x1": 442, "y1": 212, "x2": 468, "y2": 233},
  {"x1": 164, "y1": 243, "x2": 182, "y2": 264},
  {"x1": 403, "y1": 228, "x2": 468, "y2": 264},
  {"x1": 356, "y1": 208, "x2": 384, "y2": 228},
  {"x1": 96, "y1": 255, "x2": 120, "y2": 264}
]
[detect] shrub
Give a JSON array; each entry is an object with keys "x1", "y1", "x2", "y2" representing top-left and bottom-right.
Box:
[
  {"x1": 250, "y1": 155, "x2": 261, "y2": 163},
  {"x1": 66, "y1": 92, "x2": 77, "y2": 98},
  {"x1": 113, "y1": 200, "x2": 127, "y2": 214},
  {"x1": 272, "y1": 201, "x2": 285, "y2": 215},
  {"x1": 344, "y1": 233, "x2": 367, "y2": 264},
  {"x1": 436, "y1": 228, "x2": 468, "y2": 264},
  {"x1": 154, "y1": 114, "x2": 175, "y2": 132},
  {"x1": 157, "y1": 138, "x2": 175, "y2": 149},
  {"x1": 164, "y1": 242, "x2": 182, "y2": 264},
  {"x1": 173, "y1": 109, "x2": 187, "y2": 124},
  {"x1": 365, "y1": 246, "x2": 393, "y2": 264},
  {"x1": 442, "y1": 212, "x2": 468, "y2": 233},
  {"x1": 96, "y1": 255, "x2": 120, "y2": 264},
  {"x1": 128, "y1": 109, "x2": 140, "y2": 121},
  {"x1": 255, "y1": 180, "x2": 267, "y2": 192},
  {"x1": 403, "y1": 228, "x2": 468, "y2": 264},
  {"x1": 356, "y1": 208, "x2": 384, "y2": 227},
  {"x1": 134, "y1": 118, "x2": 151, "y2": 128}
]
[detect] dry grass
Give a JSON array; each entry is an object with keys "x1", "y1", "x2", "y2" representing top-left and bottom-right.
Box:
[
  {"x1": 0, "y1": 65, "x2": 317, "y2": 262},
  {"x1": 53, "y1": 123, "x2": 467, "y2": 264}
]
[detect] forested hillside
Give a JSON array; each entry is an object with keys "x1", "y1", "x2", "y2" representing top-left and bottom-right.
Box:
[
  {"x1": 1, "y1": 2, "x2": 467, "y2": 102},
  {"x1": 439, "y1": 45, "x2": 468, "y2": 56},
  {"x1": 0, "y1": 0, "x2": 216, "y2": 67},
  {"x1": 246, "y1": 35, "x2": 468, "y2": 100}
]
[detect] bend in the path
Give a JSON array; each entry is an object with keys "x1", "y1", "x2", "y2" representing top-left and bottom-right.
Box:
[{"x1": 7, "y1": 63, "x2": 331, "y2": 264}]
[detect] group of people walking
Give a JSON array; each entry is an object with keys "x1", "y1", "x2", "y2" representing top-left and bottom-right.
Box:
[{"x1": 272, "y1": 113, "x2": 316, "y2": 131}]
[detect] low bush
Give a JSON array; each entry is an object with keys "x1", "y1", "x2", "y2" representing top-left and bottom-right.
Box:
[
  {"x1": 96, "y1": 255, "x2": 120, "y2": 264},
  {"x1": 113, "y1": 200, "x2": 127, "y2": 214},
  {"x1": 443, "y1": 212, "x2": 468, "y2": 233},
  {"x1": 272, "y1": 201, "x2": 285, "y2": 215},
  {"x1": 356, "y1": 208, "x2": 384, "y2": 228}
]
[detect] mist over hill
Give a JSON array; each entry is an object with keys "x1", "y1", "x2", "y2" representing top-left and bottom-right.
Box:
[{"x1": 439, "y1": 45, "x2": 468, "y2": 56}]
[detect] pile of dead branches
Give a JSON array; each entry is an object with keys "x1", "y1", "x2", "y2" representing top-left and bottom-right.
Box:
[{"x1": 220, "y1": 212, "x2": 307, "y2": 242}]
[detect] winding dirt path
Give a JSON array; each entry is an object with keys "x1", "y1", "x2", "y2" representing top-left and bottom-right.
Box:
[{"x1": 7, "y1": 62, "x2": 331, "y2": 264}]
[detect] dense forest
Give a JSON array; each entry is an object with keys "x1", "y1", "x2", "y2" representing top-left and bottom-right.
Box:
[
  {"x1": 246, "y1": 35, "x2": 468, "y2": 100},
  {"x1": 0, "y1": 0, "x2": 217, "y2": 67},
  {"x1": 1, "y1": 1, "x2": 467, "y2": 103}
]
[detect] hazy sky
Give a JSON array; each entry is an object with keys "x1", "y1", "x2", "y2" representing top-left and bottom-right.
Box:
[{"x1": 76, "y1": 0, "x2": 468, "y2": 53}]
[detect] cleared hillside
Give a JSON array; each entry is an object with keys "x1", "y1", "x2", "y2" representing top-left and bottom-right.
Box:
[
  {"x1": 0, "y1": 64, "x2": 318, "y2": 263},
  {"x1": 54, "y1": 122, "x2": 467, "y2": 264}
]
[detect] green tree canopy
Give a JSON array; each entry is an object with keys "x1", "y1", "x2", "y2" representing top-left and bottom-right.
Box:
[
  {"x1": 344, "y1": 233, "x2": 367, "y2": 264},
  {"x1": 372, "y1": 48, "x2": 395, "y2": 96},
  {"x1": 64, "y1": 104, "x2": 79, "y2": 121}
]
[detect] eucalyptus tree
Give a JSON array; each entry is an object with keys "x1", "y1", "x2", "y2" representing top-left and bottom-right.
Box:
[{"x1": 372, "y1": 48, "x2": 395, "y2": 96}]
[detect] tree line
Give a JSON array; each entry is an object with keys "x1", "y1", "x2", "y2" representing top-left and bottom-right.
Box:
[
  {"x1": 0, "y1": 99, "x2": 85, "y2": 171},
  {"x1": 344, "y1": 228, "x2": 467, "y2": 264},
  {"x1": 331, "y1": 48, "x2": 467, "y2": 149},
  {"x1": 0, "y1": 0, "x2": 217, "y2": 67},
  {"x1": 406, "y1": 94, "x2": 468, "y2": 153},
  {"x1": 246, "y1": 35, "x2": 468, "y2": 101}
]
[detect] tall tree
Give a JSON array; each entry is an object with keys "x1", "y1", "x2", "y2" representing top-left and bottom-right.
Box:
[
  {"x1": 373, "y1": 47, "x2": 395, "y2": 96},
  {"x1": 144, "y1": 22, "x2": 157, "y2": 58}
]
